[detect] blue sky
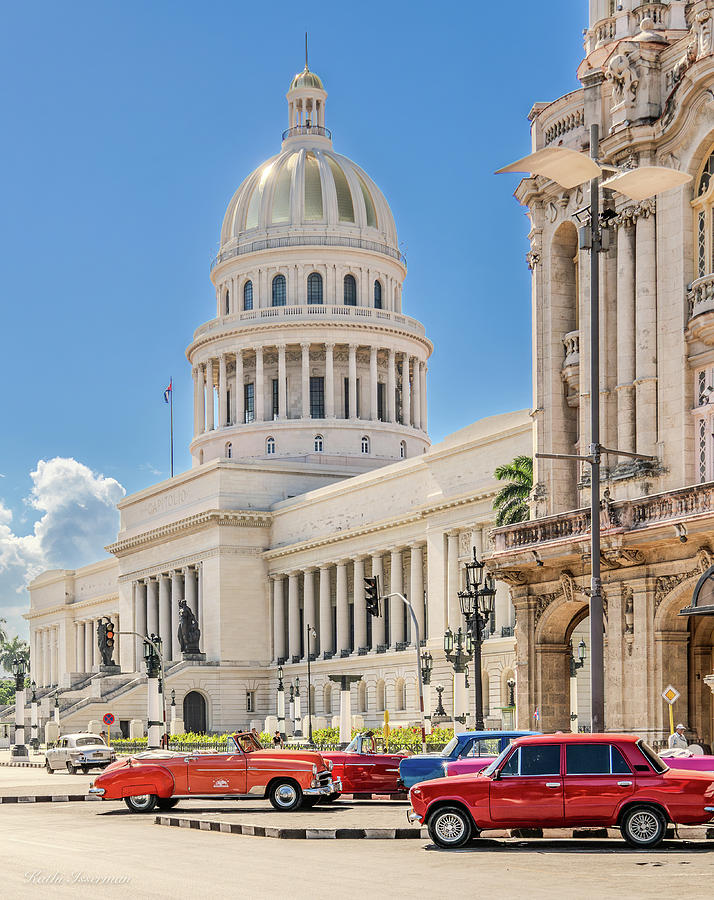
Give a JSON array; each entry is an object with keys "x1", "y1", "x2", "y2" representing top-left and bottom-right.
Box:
[{"x1": 0, "y1": 1, "x2": 585, "y2": 639}]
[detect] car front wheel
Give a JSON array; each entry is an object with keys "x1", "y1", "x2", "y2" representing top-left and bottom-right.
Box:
[
  {"x1": 620, "y1": 805, "x2": 667, "y2": 849},
  {"x1": 123, "y1": 794, "x2": 158, "y2": 813},
  {"x1": 66, "y1": 761, "x2": 77, "y2": 775},
  {"x1": 45, "y1": 760, "x2": 53, "y2": 774},
  {"x1": 427, "y1": 805, "x2": 473, "y2": 849},
  {"x1": 268, "y1": 780, "x2": 303, "y2": 811}
]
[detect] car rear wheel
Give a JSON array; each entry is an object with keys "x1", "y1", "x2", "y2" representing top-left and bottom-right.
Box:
[
  {"x1": 268, "y1": 780, "x2": 303, "y2": 811},
  {"x1": 427, "y1": 805, "x2": 472, "y2": 849},
  {"x1": 123, "y1": 794, "x2": 158, "y2": 813},
  {"x1": 156, "y1": 798, "x2": 180, "y2": 810},
  {"x1": 620, "y1": 805, "x2": 667, "y2": 849},
  {"x1": 66, "y1": 761, "x2": 77, "y2": 775},
  {"x1": 45, "y1": 760, "x2": 53, "y2": 774}
]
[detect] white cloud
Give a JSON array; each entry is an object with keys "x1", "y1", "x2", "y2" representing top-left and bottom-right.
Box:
[{"x1": 0, "y1": 457, "x2": 125, "y2": 590}]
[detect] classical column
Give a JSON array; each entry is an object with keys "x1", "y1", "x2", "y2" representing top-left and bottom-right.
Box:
[
  {"x1": 197, "y1": 365, "x2": 206, "y2": 435},
  {"x1": 192, "y1": 368, "x2": 200, "y2": 438},
  {"x1": 171, "y1": 570, "x2": 184, "y2": 660},
  {"x1": 303, "y1": 569, "x2": 316, "y2": 656},
  {"x1": 348, "y1": 344, "x2": 357, "y2": 419},
  {"x1": 389, "y1": 548, "x2": 404, "y2": 646},
  {"x1": 616, "y1": 221, "x2": 636, "y2": 453},
  {"x1": 255, "y1": 346, "x2": 265, "y2": 422},
  {"x1": 446, "y1": 532, "x2": 460, "y2": 630},
  {"x1": 371, "y1": 552, "x2": 386, "y2": 649},
  {"x1": 387, "y1": 349, "x2": 396, "y2": 422},
  {"x1": 84, "y1": 620, "x2": 93, "y2": 674},
  {"x1": 235, "y1": 350, "x2": 245, "y2": 425},
  {"x1": 301, "y1": 343, "x2": 310, "y2": 419},
  {"x1": 147, "y1": 577, "x2": 159, "y2": 637},
  {"x1": 205, "y1": 359, "x2": 215, "y2": 431},
  {"x1": 273, "y1": 576, "x2": 286, "y2": 661},
  {"x1": 184, "y1": 567, "x2": 198, "y2": 618},
  {"x1": 278, "y1": 344, "x2": 287, "y2": 419},
  {"x1": 288, "y1": 573, "x2": 301, "y2": 660},
  {"x1": 353, "y1": 557, "x2": 367, "y2": 651},
  {"x1": 135, "y1": 581, "x2": 147, "y2": 667},
  {"x1": 410, "y1": 544, "x2": 425, "y2": 643},
  {"x1": 319, "y1": 565, "x2": 333, "y2": 656},
  {"x1": 635, "y1": 205, "x2": 657, "y2": 456},
  {"x1": 159, "y1": 574, "x2": 172, "y2": 660},
  {"x1": 325, "y1": 343, "x2": 335, "y2": 418},
  {"x1": 370, "y1": 347, "x2": 378, "y2": 421},
  {"x1": 412, "y1": 359, "x2": 422, "y2": 430},
  {"x1": 74, "y1": 623, "x2": 82, "y2": 674},
  {"x1": 336, "y1": 561, "x2": 350, "y2": 653},
  {"x1": 420, "y1": 363, "x2": 427, "y2": 431},
  {"x1": 402, "y1": 355, "x2": 411, "y2": 426},
  {"x1": 49, "y1": 628, "x2": 57, "y2": 685},
  {"x1": 218, "y1": 354, "x2": 227, "y2": 427}
]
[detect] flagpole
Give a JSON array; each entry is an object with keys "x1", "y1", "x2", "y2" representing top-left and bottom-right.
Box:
[{"x1": 169, "y1": 376, "x2": 174, "y2": 479}]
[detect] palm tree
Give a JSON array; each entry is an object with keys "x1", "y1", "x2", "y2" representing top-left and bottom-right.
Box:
[
  {"x1": 0, "y1": 635, "x2": 30, "y2": 675},
  {"x1": 493, "y1": 456, "x2": 533, "y2": 526}
]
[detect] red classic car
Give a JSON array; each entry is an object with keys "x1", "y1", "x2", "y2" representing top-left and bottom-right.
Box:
[
  {"x1": 408, "y1": 733, "x2": 714, "y2": 849},
  {"x1": 89, "y1": 732, "x2": 341, "y2": 813},
  {"x1": 321, "y1": 732, "x2": 409, "y2": 799}
]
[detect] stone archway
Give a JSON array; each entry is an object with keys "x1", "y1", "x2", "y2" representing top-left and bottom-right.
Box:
[{"x1": 183, "y1": 691, "x2": 207, "y2": 734}]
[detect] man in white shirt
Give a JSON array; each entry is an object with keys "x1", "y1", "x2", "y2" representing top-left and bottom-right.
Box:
[{"x1": 668, "y1": 723, "x2": 688, "y2": 750}]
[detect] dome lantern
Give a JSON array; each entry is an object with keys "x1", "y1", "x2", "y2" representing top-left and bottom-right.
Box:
[{"x1": 284, "y1": 38, "x2": 330, "y2": 146}]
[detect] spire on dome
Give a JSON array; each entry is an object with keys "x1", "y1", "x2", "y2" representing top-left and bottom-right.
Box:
[{"x1": 284, "y1": 42, "x2": 330, "y2": 144}]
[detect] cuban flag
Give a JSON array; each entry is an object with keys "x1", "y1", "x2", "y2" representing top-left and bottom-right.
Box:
[{"x1": 163, "y1": 379, "x2": 172, "y2": 404}]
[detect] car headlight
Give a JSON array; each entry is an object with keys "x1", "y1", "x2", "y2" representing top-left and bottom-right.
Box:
[
  {"x1": 326, "y1": 759, "x2": 333, "y2": 771},
  {"x1": 312, "y1": 764, "x2": 318, "y2": 775}
]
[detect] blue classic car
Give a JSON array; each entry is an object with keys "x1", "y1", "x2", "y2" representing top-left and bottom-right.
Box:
[{"x1": 398, "y1": 730, "x2": 537, "y2": 789}]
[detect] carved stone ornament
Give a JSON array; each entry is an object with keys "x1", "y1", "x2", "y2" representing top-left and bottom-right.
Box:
[
  {"x1": 623, "y1": 585, "x2": 634, "y2": 635},
  {"x1": 533, "y1": 590, "x2": 561, "y2": 627},
  {"x1": 654, "y1": 569, "x2": 699, "y2": 611},
  {"x1": 615, "y1": 199, "x2": 656, "y2": 228},
  {"x1": 601, "y1": 547, "x2": 646, "y2": 569},
  {"x1": 607, "y1": 53, "x2": 639, "y2": 110},
  {"x1": 697, "y1": 544, "x2": 714, "y2": 573},
  {"x1": 694, "y1": 10, "x2": 714, "y2": 60},
  {"x1": 526, "y1": 249, "x2": 541, "y2": 270},
  {"x1": 497, "y1": 569, "x2": 529, "y2": 587},
  {"x1": 560, "y1": 570, "x2": 576, "y2": 605},
  {"x1": 458, "y1": 531, "x2": 472, "y2": 558}
]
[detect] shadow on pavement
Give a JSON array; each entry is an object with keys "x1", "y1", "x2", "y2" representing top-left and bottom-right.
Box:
[{"x1": 424, "y1": 838, "x2": 714, "y2": 854}]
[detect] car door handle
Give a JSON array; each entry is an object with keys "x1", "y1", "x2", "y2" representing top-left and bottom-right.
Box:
[
  {"x1": 545, "y1": 782, "x2": 561, "y2": 788},
  {"x1": 617, "y1": 781, "x2": 633, "y2": 787}
]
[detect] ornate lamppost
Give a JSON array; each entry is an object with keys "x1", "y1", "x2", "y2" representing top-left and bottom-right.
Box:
[
  {"x1": 458, "y1": 548, "x2": 497, "y2": 730},
  {"x1": 143, "y1": 634, "x2": 163, "y2": 749},
  {"x1": 420, "y1": 651, "x2": 433, "y2": 735},
  {"x1": 11, "y1": 656, "x2": 28, "y2": 758},
  {"x1": 433, "y1": 684, "x2": 447, "y2": 719},
  {"x1": 53, "y1": 693, "x2": 60, "y2": 727},
  {"x1": 294, "y1": 677, "x2": 302, "y2": 737},
  {"x1": 306, "y1": 624, "x2": 317, "y2": 744},
  {"x1": 170, "y1": 689, "x2": 177, "y2": 737},
  {"x1": 569, "y1": 638, "x2": 587, "y2": 731},
  {"x1": 277, "y1": 664, "x2": 286, "y2": 740},
  {"x1": 30, "y1": 680, "x2": 38, "y2": 751},
  {"x1": 443, "y1": 627, "x2": 473, "y2": 728}
]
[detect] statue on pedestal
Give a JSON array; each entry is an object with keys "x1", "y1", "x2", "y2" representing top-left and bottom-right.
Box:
[{"x1": 177, "y1": 600, "x2": 202, "y2": 655}]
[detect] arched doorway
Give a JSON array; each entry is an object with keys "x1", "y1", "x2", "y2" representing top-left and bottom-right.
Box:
[{"x1": 183, "y1": 691, "x2": 207, "y2": 734}]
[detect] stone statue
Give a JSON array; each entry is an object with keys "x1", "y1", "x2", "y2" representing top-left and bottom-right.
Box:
[
  {"x1": 694, "y1": 11, "x2": 713, "y2": 60},
  {"x1": 607, "y1": 53, "x2": 639, "y2": 110},
  {"x1": 177, "y1": 599, "x2": 201, "y2": 654},
  {"x1": 97, "y1": 621, "x2": 114, "y2": 667}
]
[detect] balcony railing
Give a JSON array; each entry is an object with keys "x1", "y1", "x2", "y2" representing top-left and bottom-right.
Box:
[
  {"x1": 633, "y1": 3, "x2": 669, "y2": 26},
  {"x1": 562, "y1": 330, "x2": 580, "y2": 367},
  {"x1": 492, "y1": 482, "x2": 714, "y2": 553},
  {"x1": 594, "y1": 16, "x2": 616, "y2": 46},
  {"x1": 282, "y1": 125, "x2": 332, "y2": 141},
  {"x1": 211, "y1": 234, "x2": 405, "y2": 271},
  {"x1": 193, "y1": 303, "x2": 427, "y2": 341},
  {"x1": 688, "y1": 273, "x2": 714, "y2": 321},
  {"x1": 544, "y1": 109, "x2": 585, "y2": 146}
]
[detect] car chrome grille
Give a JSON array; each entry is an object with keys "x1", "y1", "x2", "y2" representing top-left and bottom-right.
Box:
[{"x1": 318, "y1": 771, "x2": 332, "y2": 787}]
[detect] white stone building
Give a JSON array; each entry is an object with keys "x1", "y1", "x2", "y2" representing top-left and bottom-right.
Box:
[{"x1": 23, "y1": 65, "x2": 529, "y2": 737}]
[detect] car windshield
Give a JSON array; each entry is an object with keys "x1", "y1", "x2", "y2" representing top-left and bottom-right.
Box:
[
  {"x1": 636, "y1": 740, "x2": 668, "y2": 774},
  {"x1": 345, "y1": 735, "x2": 361, "y2": 752},
  {"x1": 481, "y1": 746, "x2": 512, "y2": 777},
  {"x1": 440, "y1": 737, "x2": 460, "y2": 758},
  {"x1": 76, "y1": 736, "x2": 104, "y2": 747}
]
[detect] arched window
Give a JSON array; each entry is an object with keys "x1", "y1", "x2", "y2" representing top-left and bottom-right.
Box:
[
  {"x1": 266, "y1": 436, "x2": 275, "y2": 455},
  {"x1": 199, "y1": 449, "x2": 204, "y2": 464},
  {"x1": 344, "y1": 274, "x2": 357, "y2": 306},
  {"x1": 399, "y1": 440, "x2": 406, "y2": 459},
  {"x1": 376, "y1": 679, "x2": 386, "y2": 712},
  {"x1": 272, "y1": 274, "x2": 286, "y2": 306},
  {"x1": 314, "y1": 434, "x2": 324, "y2": 453},
  {"x1": 323, "y1": 683, "x2": 332, "y2": 715},
  {"x1": 395, "y1": 678, "x2": 406, "y2": 711},
  {"x1": 307, "y1": 272, "x2": 323, "y2": 305},
  {"x1": 225, "y1": 442, "x2": 232, "y2": 459},
  {"x1": 358, "y1": 681, "x2": 367, "y2": 713},
  {"x1": 224, "y1": 290, "x2": 230, "y2": 315},
  {"x1": 243, "y1": 280, "x2": 253, "y2": 310},
  {"x1": 374, "y1": 280, "x2": 382, "y2": 309},
  {"x1": 361, "y1": 435, "x2": 370, "y2": 454},
  {"x1": 482, "y1": 671, "x2": 490, "y2": 718},
  {"x1": 694, "y1": 148, "x2": 714, "y2": 279}
]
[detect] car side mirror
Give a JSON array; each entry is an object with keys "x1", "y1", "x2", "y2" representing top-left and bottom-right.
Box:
[{"x1": 491, "y1": 768, "x2": 501, "y2": 781}]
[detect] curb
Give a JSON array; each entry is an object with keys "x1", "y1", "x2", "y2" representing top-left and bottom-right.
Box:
[
  {"x1": 154, "y1": 815, "x2": 426, "y2": 840},
  {"x1": 0, "y1": 795, "x2": 99, "y2": 803},
  {"x1": 0, "y1": 761, "x2": 45, "y2": 768}
]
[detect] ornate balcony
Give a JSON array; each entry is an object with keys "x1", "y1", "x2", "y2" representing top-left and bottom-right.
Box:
[
  {"x1": 282, "y1": 124, "x2": 332, "y2": 141},
  {"x1": 211, "y1": 233, "x2": 405, "y2": 271},
  {"x1": 594, "y1": 16, "x2": 616, "y2": 47},
  {"x1": 687, "y1": 274, "x2": 714, "y2": 345},
  {"x1": 536, "y1": 91, "x2": 586, "y2": 152},
  {"x1": 632, "y1": 3, "x2": 669, "y2": 27},
  {"x1": 562, "y1": 330, "x2": 580, "y2": 407}
]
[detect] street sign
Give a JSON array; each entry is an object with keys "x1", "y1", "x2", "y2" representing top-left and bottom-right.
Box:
[
  {"x1": 103, "y1": 712, "x2": 115, "y2": 725},
  {"x1": 661, "y1": 685, "x2": 680, "y2": 705}
]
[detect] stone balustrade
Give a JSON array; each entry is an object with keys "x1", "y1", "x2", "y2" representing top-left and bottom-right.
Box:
[
  {"x1": 544, "y1": 108, "x2": 585, "y2": 147},
  {"x1": 687, "y1": 274, "x2": 714, "y2": 345},
  {"x1": 594, "y1": 16, "x2": 616, "y2": 46},
  {"x1": 562, "y1": 330, "x2": 580, "y2": 367},
  {"x1": 632, "y1": 3, "x2": 669, "y2": 26}
]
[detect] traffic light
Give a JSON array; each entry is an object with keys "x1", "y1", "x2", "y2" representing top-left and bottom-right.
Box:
[
  {"x1": 364, "y1": 576, "x2": 380, "y2": 617},
  {"x1": 105, "y1": 620, "x2": 115, "y2": 649}
]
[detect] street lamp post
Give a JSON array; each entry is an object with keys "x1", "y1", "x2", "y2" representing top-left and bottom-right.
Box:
[
  {"x1": 277, "y1": 665, "x2": 285, "y2": 740},
  {"x1": 306, "y1": 624, "x2": 317, "y2": 744},
  {"x1": 119, "y1": 630, "x2": 167, "y2": 747},
  {"x1": 294, "y1": 677, "x2": 302, "y2": 737},
  {"x1": 11, "y1": 657, "x2": 28, "y2": 758},
  {"x1": 143, "y1": 634, "x2": 163, "y2": 749},
  {"x1": 420, "y1": 651, "x2": 433, "y2": 735},
  {"x1": 458, "y1": 548, "x2": 497, "y2": 731},
  {"x1": 569, "y1": 638, "x2": 587, "y2": 731},
  {"x1": 53, "y1": 693, "x2": 60, "y2": 727},
  {"x1": 443, "y1": 627, "x2": 473, "y2": 729},
  {"x1": 30, "y1": 681, "x2": 38, "y2": 751},
  {"x1": 497, "y1": 132, "x2": 691, "y2": 732}
]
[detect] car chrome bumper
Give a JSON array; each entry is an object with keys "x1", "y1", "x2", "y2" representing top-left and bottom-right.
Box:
[
  {"x1": 88, "y1": 787, "x2": 105, "y2": 796},
  {"x1": 407, "y1": 810, "x2": 422, "y2": 824},
  {"x1": 304, "y1": 777, "x2": 342, "y2": 797}
]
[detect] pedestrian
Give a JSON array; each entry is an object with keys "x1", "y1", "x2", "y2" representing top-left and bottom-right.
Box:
[
  {"x1": 250, "y1": 727, "x2": 260, "y2": 745},
  {"x1": 668, "y1": 723, "x2": 688, "y2": 750},
  {"x1": 272, "y1": 729, "x2": 283, "y2": 749},
  {"x1": 100, "y1": 730, "x2": 107, "y2": 744}
]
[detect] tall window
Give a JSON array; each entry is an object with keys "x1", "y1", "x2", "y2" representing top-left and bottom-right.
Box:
[
  {"x1": 243, "y1": 280, "x2": 253, "y2": 310},
  {"x1": 310, "y1": 376, "x2": 325, "y2": 418},
  {"x1": 377, "y1": 382, "x2": 385, "y2": 422},
  {"x1": 266, "y1": 436, "x2": 275, "y2": 455},
  {"x1": 694, "y1": 149, "x2": 714, "y2": 279},
  {"x1": 272, "y1": 274, "x2": 286, "y2": 306},
  {"x1": 224, "y1": 290, "x2": 230, "y2": 315},
  {"x1": 244, "y1": 383, "x2": 255, "y2": 423},
  {"x1": 400, "y1": 440, "x2": 407, "y2": 459},
  {"x1": 344, "y1": 274, "x2": 357, "y2": 305},
  {"x1": 343, "y1": 377, "x2": 360, "y2": 418},
  {"x1": 272, "y1": 378, "x2": 279, "y2": 420},
  {"x1": 374, "y1": 280, "x2": 382, "y2": 309},
  {"x1": 314, "y1": 434, "x2": 324, "y2": 453},
  {"x1": 361, "y1": 435, "x2": 370, "y2": 454},
  {"x1": 307, "y1": 272, "x2": 323, "y2": 304},
  {"x1": 693, "y1": 366, "x2": 714, "y2": 482}
]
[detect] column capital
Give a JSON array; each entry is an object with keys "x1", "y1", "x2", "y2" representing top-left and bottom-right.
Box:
[
  {"x1": 324, "y1": 341, "x2": 335, "y2": 352},
  {"x1": 271, "y1": 573, "x2": 286, "y2": 583},
  {"x1": 300, "y1": 342, "x2": 311, "y2": 351}
]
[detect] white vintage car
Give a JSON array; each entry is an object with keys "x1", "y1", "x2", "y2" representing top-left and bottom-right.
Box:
[{"x1": 45, "y1": 733, "x2": 116, "y2": 774}]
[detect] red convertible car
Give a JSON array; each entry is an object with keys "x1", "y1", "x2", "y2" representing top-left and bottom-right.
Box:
[
  {"x1": 408, "y1": 733, "x2": 714, "y2": 849},
  {"x1": 89, "y1": 732, "x2": 341, "y2": 813},
  {"x1": 321, "y1": 732, "x2": 409, "y2": 799}
]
